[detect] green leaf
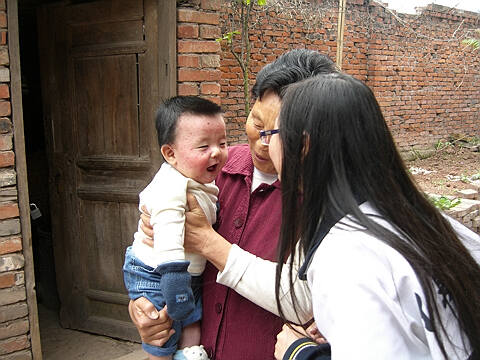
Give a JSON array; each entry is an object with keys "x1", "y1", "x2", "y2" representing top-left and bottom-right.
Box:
[
  {"x1": 427, "y1": 195, "x2": 461, "y2": 210},
  {"x1": 257, "y1": 0, "x2": 266, "y2": 5},
  {"x1": 462, "y1": 38, "x2": 479, "y2": 50},
  {"x1": 218, "y1": 30, "x2": 241, "y2": 44}
]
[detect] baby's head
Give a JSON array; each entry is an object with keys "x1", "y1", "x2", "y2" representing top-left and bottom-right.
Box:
[{"x1": 156, "y1": 96, "x2": 228, "y2": 184}]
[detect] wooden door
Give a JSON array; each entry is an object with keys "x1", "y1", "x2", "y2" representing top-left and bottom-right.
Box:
[{"x1": 37, "y1": 0, "x2": 175, "y2": 340}]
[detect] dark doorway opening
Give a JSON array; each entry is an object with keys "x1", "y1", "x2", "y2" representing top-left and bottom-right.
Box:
[{"x1": 18, "y1": 0, "x2": 59, "y2": 312}]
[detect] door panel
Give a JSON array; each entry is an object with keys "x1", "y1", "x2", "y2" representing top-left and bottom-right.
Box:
[
  {"x1": 74, "y1": 55, "x2": 139, "y2": 156},
  {"x1": 37, "y1": 0, "x2": 176, "y2": 340}
]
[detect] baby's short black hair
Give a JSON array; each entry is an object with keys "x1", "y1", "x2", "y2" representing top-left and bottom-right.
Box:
[{"x1": 155, "y1": 96, "x2": 222, "y2": 147}]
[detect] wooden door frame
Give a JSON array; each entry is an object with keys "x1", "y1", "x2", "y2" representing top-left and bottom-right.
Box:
[
  {"x1": 9, "y1": 0, "x2": 176, "y2": 358},
  {"x1": 8, "y1": 0, "x2": 42, "y2": 358}
]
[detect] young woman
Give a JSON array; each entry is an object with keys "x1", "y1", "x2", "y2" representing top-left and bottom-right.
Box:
[{"x1": 272, "y1": 73, "x2": 480, "y2": 359}]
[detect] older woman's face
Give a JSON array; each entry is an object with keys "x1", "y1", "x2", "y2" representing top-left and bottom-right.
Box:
[{"x1": 245, "y1": 90, "x2": 281, "y2": 174}]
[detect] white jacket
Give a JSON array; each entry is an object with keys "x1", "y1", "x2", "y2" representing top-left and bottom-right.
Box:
[{"x1": 308, "y1": 203, "x2": 479, "y2": 359}]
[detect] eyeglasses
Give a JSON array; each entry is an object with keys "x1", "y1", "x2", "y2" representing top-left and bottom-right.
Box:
[{"x1": 259, "y1": 129, "x2": 280, "y2": 145}]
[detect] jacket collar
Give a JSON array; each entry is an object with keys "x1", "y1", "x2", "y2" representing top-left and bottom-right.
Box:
[{"x1": 221, "y1": 144, "x2": 281, "y2": 189}]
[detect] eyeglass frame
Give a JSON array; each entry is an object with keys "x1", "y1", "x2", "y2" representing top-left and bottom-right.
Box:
[{"x1": 259, "y1": 129, "x2": 280, "y2": 145}]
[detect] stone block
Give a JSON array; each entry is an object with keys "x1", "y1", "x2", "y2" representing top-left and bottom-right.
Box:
[
  {"x1": 0, "y1": 170, "x2": 16, "y2": 187},
  {"x1": 0, "y1": 133, "x2": 11, "y2": 150},
  {"x1": 0, "y1": 118, "x2": 11, "y2": 133},
  {"x1": 0, "y1": 67, "x2": 9, "y2": 82},
  {"x1": 0, "y1": 254, "x2": 24, "y2": 272},
  {"x1": 455, "y1": 188, "x2": 478, "y2": 200},
  {"x1": 200, "y1": 54, "x2": 220, "y2": 68},
  {"x1": 0, "y1": 48, "x2": 7, "y2": 65},
  {"x1": 0, "y1": 187, "x2": 17, "y2": 202},
  {"x1": 0, "y1": 218, "x2": 20, "y2": 236},
  {"x1": 0, "y1": 303, "x2": 28, "y2": 322},
  {"x1": 0, "y1": 319, "x2": 29, "y2": 340},
  {"x1": 1, "y1": 349, "x2": 32, "y2": 360},
  {"x1": 0, "y1": 287, "x2": 26, "y2": 306},
  {"x1": 0, "y1": 335, "x2": 30, "y2": 355}
]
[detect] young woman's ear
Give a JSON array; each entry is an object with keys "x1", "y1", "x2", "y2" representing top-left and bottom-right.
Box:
[{"x1": 161, "y1": 144, "x2": 176, "y2": 166}]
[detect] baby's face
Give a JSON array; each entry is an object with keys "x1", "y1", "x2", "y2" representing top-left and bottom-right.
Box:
[{"x1": 169, "y1": 113, "x2": 228, "y2": 184}]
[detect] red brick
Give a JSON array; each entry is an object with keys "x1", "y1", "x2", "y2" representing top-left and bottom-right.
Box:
[
  {"x1": 177, "y1": 9, "x2": 219, "y2": 25},
  {"x1": 0, "y1": 101, "x2": 10, "y2": 116},
  {"x1": 0, "y1": 237, "x2": 22, "y2": 255},
  {"x1": 0, "y1": 151, "x2": 14, "y2": 167},
  {"x1": 178, "y1": 40, "x2": 220, "y2": 53},
  {"x1": 0, "y1": 84, "x2": 8, "y2": 99},
  {"x1": 0, "y1": 273, "x2": 14, "y2": 288},
  {"x1": 178, "y1": 69, "x2": 221, "y2": 82},
  {"x1": 204, "y1": 96, "x2": 221, "y2": 105},
  {"x1": 0, "y1": 32, "x2": 5, "y2": 46},
  {"x1": 178, "y1": 55, "x2": 200, "y2": 68},
  {"x1": 200, "y1": 82, "x2": 221, "y2": 95},
  {"x1": 0, "y1": 1, "x2": 5, "y2": 11},
  {"x1": 177, "y1": 24, "x2": 199, "y2": 39},
  {"x1": 0, "y1": 203, "x2": 18, "y2": 219},
  {"x1": 178, "y1": 83, "x2": 199, "y2": 96}
]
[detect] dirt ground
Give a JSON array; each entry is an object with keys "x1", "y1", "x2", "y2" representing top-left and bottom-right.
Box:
[
  {"x1": 406, "y1": 144, "x2": 480, "y2": 197},
  {"x1": 39, "y1": 305, "x2": 146, "y2": 360}
]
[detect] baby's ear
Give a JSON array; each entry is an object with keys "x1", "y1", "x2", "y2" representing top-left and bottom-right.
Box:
[{"x1": 161, "y1": 144, "x2": 176, "y2": 166}]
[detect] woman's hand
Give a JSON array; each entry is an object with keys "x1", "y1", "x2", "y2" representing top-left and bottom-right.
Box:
[
  {"x1": 139, "y1": 206, "x2": 154, "y2": 248},
  {"x1": 128, "y1": 297, "x2": 174, "y2": 347},
  {"x1": 305, "y1": 322, "x2": 327, "y2": 344},
  {"x1": 184, "y1": 193, "x2": 214, "y2": 256},
  {"x1": 274, "y1": 323, "x2": 327, "y2": 360},
  {"x1": 185, "y1": 193, "x2": 231, "y2": 272},
  {"x1": 275, "y1": 324, "x2": 307, "y2": 359}
]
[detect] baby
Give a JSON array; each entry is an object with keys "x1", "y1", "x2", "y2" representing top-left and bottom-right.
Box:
[{"x1": 123, "y1": 96, "x2": 228, "y2": 360}]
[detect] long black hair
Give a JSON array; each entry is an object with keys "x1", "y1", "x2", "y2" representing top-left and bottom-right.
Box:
[{"x1": 274, "y1": 73, "x2": 480, "y2": 357}]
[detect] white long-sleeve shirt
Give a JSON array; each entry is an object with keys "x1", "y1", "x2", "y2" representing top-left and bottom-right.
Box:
[
  {"x1": 217, "y1": 243, "x2": 313, "y2": 324},
  {"x1": 132, "y1": 162, "x2": 218, "y2": 275},
  {"x1": 307, "y1": 203, "x2": 479, "y2": 359}
]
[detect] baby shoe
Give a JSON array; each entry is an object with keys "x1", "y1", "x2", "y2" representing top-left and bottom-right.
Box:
[{"x1": 176, "y1": 345, "x2": 209, "y2": 360}]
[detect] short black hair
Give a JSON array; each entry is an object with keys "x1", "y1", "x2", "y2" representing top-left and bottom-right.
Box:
[
  {"x1": 155, "y1": 96, "x2": 222, "y2": 147},
  {"x1": 251, "y1": 49, "x2": 337, "y2": 99}
]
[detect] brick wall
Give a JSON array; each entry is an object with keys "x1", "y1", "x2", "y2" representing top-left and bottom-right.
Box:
[
  {"x1": 177, "y1": 0, "x2": 223, "y2": 105},
  {"x1": 218, "y1": 2, "x2": 480, "y2": 148},
  {"x1": 0, "y1": 1, "x2": 32, "y2": 358}
]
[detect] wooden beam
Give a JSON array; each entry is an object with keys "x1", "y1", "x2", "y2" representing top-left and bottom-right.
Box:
[{"x1": 336, "y1": 0, "x2": 347, "y2": 70}]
